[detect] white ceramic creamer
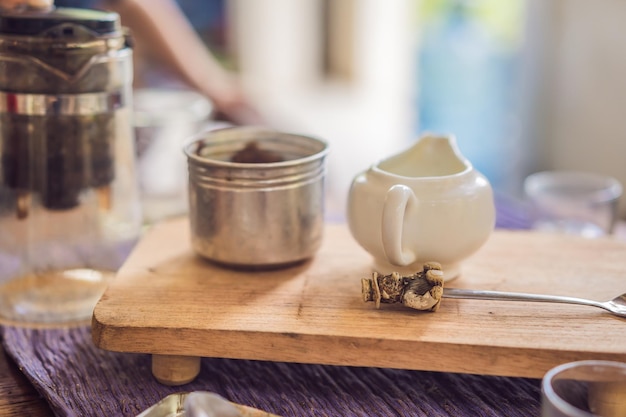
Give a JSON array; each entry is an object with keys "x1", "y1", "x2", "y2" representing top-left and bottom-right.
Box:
[{"x1": 347, "y1": 133, "x2": 495, "y2": 281}]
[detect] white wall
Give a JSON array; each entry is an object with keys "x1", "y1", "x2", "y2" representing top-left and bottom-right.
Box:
[
  {"x1": 229, "y1": 0, "x2": 418, "y2": 221},
  {"x1": 530, "y1": 0, "x2": 626, "y2": 216}
]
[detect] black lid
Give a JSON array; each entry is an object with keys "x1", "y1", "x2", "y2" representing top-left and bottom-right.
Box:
[{"x1": 0, "y1": 7, "x2": 120, "y2": 36}]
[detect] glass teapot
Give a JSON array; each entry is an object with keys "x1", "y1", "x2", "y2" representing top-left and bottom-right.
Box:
[{"x1": 0, "y1": 6, "x2": 142, "y2": 323}]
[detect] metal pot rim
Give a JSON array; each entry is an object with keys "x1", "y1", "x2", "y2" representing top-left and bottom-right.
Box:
[{"x1": 184, "y1": 126, "x2": 329, "y2": 169}]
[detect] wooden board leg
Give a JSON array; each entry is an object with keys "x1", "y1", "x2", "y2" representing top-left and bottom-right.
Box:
[{"x1": 152, "y1": 354, "x2": 201, "y2": 386}]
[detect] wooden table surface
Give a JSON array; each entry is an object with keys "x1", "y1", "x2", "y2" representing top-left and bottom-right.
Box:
[
  {"x1": 0, "y1": 342, "x2": 52, "y2": 416},
  {"x1": 2, "y1": 222, "x2": 625, "y2": 416},
  {"x1": 94, "y1": 220, "x2": 626, "y2": 384}
]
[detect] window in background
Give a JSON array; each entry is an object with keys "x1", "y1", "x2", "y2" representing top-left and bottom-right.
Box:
[
  {"x1": 132, "y1": 0, "x2": 232, "y2": 88},
  {"x1": 416, "y1": 0, "x2": 526, "y2": 193},
  {"x1": 321, "y1": 0, "x2": 356, "y2": 82},
  {"x1": 176, "y1": 0, "x2": 232, "y2": 64}
]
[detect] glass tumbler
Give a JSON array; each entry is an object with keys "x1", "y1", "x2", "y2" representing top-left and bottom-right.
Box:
[
  {"x1": 524, "y1": 171, "x2": 622, "y2": 238},
  {"x1": 133, "y1": 88, "x2": 213, "y2": 223},
  {"x1": 542, "y1": 360, "x2": 626, "y2": 417}
]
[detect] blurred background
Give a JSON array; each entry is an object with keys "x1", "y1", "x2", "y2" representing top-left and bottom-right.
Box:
[{"x1": 132, "y1": 0, "x2": 626, "y2": 222}]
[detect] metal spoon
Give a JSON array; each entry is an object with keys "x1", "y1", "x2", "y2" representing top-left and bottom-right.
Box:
[{"x1": 443, "y1": 288, "x2": 626, "y2": 318}]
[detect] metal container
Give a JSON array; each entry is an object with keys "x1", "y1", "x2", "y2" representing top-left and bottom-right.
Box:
[{"x1": 185, "y1": 127, "x2": 328, "y2": 268}]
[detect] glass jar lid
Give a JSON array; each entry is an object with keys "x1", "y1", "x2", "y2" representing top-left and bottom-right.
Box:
[{"x1": 0, "y1": 7, "x2": 120, "y2": 36}]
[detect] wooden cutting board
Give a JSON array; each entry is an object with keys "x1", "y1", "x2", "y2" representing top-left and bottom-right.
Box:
[{"x1": 92, "y1": 217, "x2": 626, "y2": 385}]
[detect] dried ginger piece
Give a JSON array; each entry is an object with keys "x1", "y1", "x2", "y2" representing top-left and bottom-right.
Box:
[{"x1": 361, "y1": 262, "x2": 444, "y2": 312}]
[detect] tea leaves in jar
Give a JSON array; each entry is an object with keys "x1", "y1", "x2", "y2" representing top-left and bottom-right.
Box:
[{"x1": 230, "y1": 141, "x2": 284, "y2": 164}]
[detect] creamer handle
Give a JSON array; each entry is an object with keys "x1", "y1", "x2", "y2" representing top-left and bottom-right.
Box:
[{"x1": 382, "y1": 184, "x2": 418, "y2": 266}]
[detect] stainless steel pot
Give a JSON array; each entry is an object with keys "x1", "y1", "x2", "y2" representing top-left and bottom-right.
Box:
[{"x1": 185, "y1": 127, "x2": 329, "y2": 268}]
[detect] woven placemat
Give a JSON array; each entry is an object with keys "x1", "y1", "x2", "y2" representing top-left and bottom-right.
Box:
[{"x1": 2, "y1": 325, "x2": 541, "y2": 417}]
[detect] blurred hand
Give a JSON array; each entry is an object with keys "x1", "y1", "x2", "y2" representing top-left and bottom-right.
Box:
[
  {"x1": 210, "y1": 83, "x2": 265, "y2": 126},
  {"x1": 103, "y1": 0, "x2": 265, "y2": 127}
]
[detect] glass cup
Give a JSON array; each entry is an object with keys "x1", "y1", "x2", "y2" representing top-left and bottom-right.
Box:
[
  {"x1": 542, "y1": 360, "x2": 626, "y2": 417},
  {"x1": 133, "y1": 88, "x2": 214, "y2": 224},
  {"x1": 524, "y1": 171, "x2": 622, "y2": 238}
]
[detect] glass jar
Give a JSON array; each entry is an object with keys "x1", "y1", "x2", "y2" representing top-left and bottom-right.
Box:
[{"x1": 0, "y1": 7, "x2": 142, "y2": 323}]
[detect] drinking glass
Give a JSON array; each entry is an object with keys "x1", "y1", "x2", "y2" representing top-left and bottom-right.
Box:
[
  {"x1": 133, "y1": 88, "x2": 214, "y2": 223},
  {"x1": 542, "y1": 360, "x2": 626, "y2": 417},
  {"x1": 524, "y1": 171, "x2": 622, "y2": 238}
]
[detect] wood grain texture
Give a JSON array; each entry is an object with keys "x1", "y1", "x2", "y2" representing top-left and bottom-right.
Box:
[
  {"x1": 152, "y1": 354, "x2": 200, "y2": 385},
  {"x1": 92, "y1": 218, "x2": 626, "y2": 380},
  {"x1": 0, "y1": 343, "x2": 52, "y2": 417}
]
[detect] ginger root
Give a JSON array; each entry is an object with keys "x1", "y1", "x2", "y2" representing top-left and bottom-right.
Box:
[{"x1": 362, "y1": 262, "x2": 444, "y2": 312}]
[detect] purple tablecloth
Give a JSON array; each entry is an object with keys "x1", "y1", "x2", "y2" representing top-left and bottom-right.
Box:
[
  {"x1": 1, "y1": 195, "x2": 538, "y2": 417},
  {"x1": 2, "y1": 325, "x2": 541, "y2": 417}
]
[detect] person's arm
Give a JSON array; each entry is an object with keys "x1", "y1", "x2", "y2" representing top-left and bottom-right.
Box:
[
  {"x1": 0, "y1": 0, "x2": 52, "y2": 10},
  {"x1": 102, "y1": 0, "x2": 263, "y2": 125}
]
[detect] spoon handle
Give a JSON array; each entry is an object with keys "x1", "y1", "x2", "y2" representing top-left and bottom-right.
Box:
[{"x1": 443, "y1": 288, "x2": 602, "y2": 309}]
